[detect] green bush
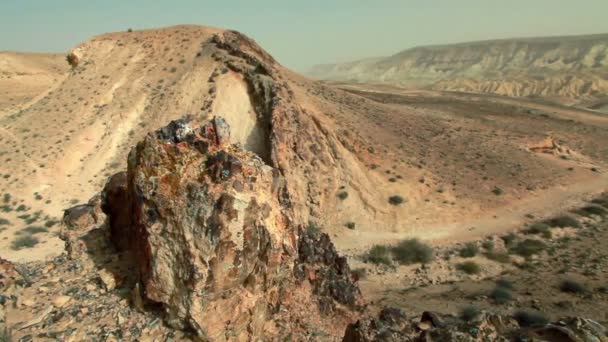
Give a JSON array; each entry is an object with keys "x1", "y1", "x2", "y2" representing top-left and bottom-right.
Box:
[
  {"x1": 457, "y1": 261, "x2": 481, "y2": 275},
  {"x1": 496, "y1": 279, "x2": 514, "y2": 290},
  {"x1": 2, "y1": 193, "x2": 10, "y2": 203},
  {"x1": 344, "y1": 222, "x2": 356, "y2": 230},
  {"x1": 306, "y1": 223, "x2": 320, "y2": 234},
  {"x1": 0, "y1": 218, "x2": 9, "y2": 226},
  {"x1": 514, "y1": 310, "x2": 549, "y2": 327},
  {"x1": 337, "y1": 191, "x2": 349, "y2": 200},
  {"x1": 490, "y1": 286, "x2": 513, "y2": 304},
  {"x1": 543, "y1": 215, "x2": 580, "y2": 228},
  {"x1": 509, "y1": 239, "x2": 546, "y2": 257},
  {"x1": 460, "y1": 306, "x2": 481, "y2": 322},
  {"x1": 388, "y1": 195, "x2": 405, "y2": 205},
  {"x1": 20, "y1": 226, "x2": 48, "y2": 235},
  {"x1": 481, "y1": 240, "x2": 494, "y2": 251},
  {"x1": 523, "y1": 223, "x2": 552, "y2": 238},
  {"x1": 575, "y1": 205, "x2": 607, "y2": 217},
  {"x1": 591, "y1": 197, "x2": 608, "y2": 208},
  {"x1": 391, "y1": 239, "x2": 433, "y2": 264},
  {"x1": 368, "y1": 245, "x2": 391, "y2": 265},
  {"x1": 492, "y1": 187, "x2": 504, "y2": 196},
  {"x1": 459, "y1": 242, "x2": 479, "y2": 258},
  {"x1": 11, "y1": 236, "x2": 39, "y2": 250},
  {"x1": 484, "y1": 251, "x2": 511, "y2": 263},
  {"x1": 501, "y1": 233, "x2": 517, "y2": 247},
  {"x1": 560, "y1": 280, "x2": 588, "y2": 294}
]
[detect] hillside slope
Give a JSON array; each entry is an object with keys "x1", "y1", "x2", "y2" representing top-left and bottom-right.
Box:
[
  {"x1": 309, "y1": 34, "x2": 608, "y2": 102},
  {"x1": 0, "y1": 52, "x2": 67, "y2": 116},
  {"x1": 0, "y1": 26, "x2": 607, "y2": 264}
]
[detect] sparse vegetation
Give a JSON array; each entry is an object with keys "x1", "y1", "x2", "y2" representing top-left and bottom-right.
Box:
[
  {"x1": 496, "y1": 279, "x2": 513, "y2": 290},
  {"x1": 484, "y1": 251, "x2": 510, "y2": 263},
  {"x1": 489, "y1": 286, "x2": 513, "y2": 304},
  {"x1": 543, "y1": 215, "x2": 580, "y2": 228},
  {"x1": 367, "y1": 245, "x2": 391, "y2": 265},
  {"x1": 456, "y1": 261, "x2": 481, "y2": 274},
  {"x1": 19, "y1": 226, "x2": 48, "y2": 235},
  {"x1": 0, "y1": 218, "x2": 9, "y2": 225},
  {"x1": 509, "y1": 239, "x2": 546, "y2": 257},
  {"x1": 337, "y1": 191, "x2": 349, "y2": 200},
  {"x1": 391, "y1": 239, "x2": 433, "y2": 264},
  {"x1": 388, "y1": 195, "x2": 405, "y2": 205},
  {"x1": 11, "y1": 235, "x2": 39, "y2": 250},
  {"x1": 575, "y1": 205, "x2": 607, "y2": 217},
  {"x1": 523, "y1": 223, "x2": 552, "y2": 238},
  {"x1": 459, "y1": 242, "x2": 479, "y2": 258},
  {"x1": 481, "y1": 240, "x2": 494, "y2": 251},
  {"x1": 491, "y1": 187, "x2": 503, "y2": 196},
  {"x1": 514, "y1": 310, "x2": 549, "y2": 327},
  {"x1": 500, "y1": 233, "x2": 516, "y2": 247},
  {"x1": 306, "y1": 223, "x2": 321, "y2": 235},
  {"x1": 344, "y1": 222, "x2": 356, "y2": 230},
  {"x1": 460, "y1": 306, "x2": 480, "y2": 322},
  {"x1": 560, "y1": 280, "x2": 588, "y2": 294}
]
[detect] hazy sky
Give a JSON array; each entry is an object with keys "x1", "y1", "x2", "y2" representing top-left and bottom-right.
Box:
[{"x1": 1, "y1": 0, "x2": 608, "y2": 71}]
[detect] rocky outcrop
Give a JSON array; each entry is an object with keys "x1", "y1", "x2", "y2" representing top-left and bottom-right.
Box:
[
  {"x1": 99, "y1": 116, "x2": 363, "y2": 340},
  {"x1": 343, "y1": 309, "x2": 608, "y2": 342}
]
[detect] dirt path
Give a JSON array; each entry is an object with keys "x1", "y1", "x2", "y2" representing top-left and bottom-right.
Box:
[{"x1": 336, "y1": 171, "x2": 608, "y2": 255}]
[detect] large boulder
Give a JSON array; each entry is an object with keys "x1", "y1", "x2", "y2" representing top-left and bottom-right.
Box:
[{"x1": 113, "y1": 117, "x2": 362, "y2": 340}]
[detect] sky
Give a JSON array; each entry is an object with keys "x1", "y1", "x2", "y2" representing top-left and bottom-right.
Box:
[{"x1": 1, "y1": 0, "x2": 608, "y2": 72}]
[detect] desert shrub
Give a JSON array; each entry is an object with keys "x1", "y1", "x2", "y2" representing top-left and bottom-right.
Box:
[
  {"x1": 501, "y1": 233, "x2": 517, "y2": 247},
  {"x1": 15, "y1": 204, "x2": 27, "y2": 212},
  {"x1": 368, "y1": 245, "x2": 391, "y2": 265},
  {"x1": 575, "y1": 205, "x2": 607, "y2": 217},
  {"x1": 492, "y1": 187, "x2": 503, "y2": 195},
  {"x1": 543, "y1": 215, "x2": 580, "y2": 228},
  {"x1": 337, "y1": 191, "x2": 349, "y2": 200},
  {"x1": 2, "y1": 193, "x2": 10, "y2": 203},
  {"x1": 391, "y1": 239, "x2": 433, "y2": 264},
  {"x1": 481, "y1": 240, "x2": 494, "y2": 251},
  {"x1": 523, "y1": 223, "x2": 552, "y2": 238},
  {"x1": 459, "y1": 242, "x2": 479, "y2": 258},
  {"x1": 345, "y1": 222, "x2": 356, "y2": 230},
  {"x1": 484, "y1": 251, "x2": 510, "y2": 263},
  {"x1": 559, "y1": 280, "x2": 588, "y2": 294},
  {"x1": 490, "y1": 286, "x2": 513, "y2": 304},
  {"x1": 20, "y1": 226, "x2": 48, "y2": 234},
  {"x1": 591, "y1": 197, "x2": 608, "y2": 208},
  {"x1": 457, "y1": 261, "x2": 481, "y2": 275},
  {"x1": 306, "y1": 223, "x2": 320, "y2": 234},
  {"x1": 351, "y1": 268, "x2": 367, "y2": 280},
  {"x1": 388, "y1": 195, "x2": 405, "y2": 205},
  {"x1": 460, "y1": 306, "x2": 481, "y2": 322},
  {"x1": 0, "y1": 218, "x2": 9, "y2": 225},
  {"x1": 45, "y1": 219, "x2": 58, "y2": 228},
  {"x1": 0, "y1": 205, "x2": 11, "y2": 212},
  {"x1": 496, "y1": 279, "x2": 514, "y2": 290},
  {"x1": 11, "y1": 236, "x2": 39, "y2": 250},
  {"x1": 514, "y1": 310, "x2": 549, "y2": 327},
  {"x1": 509, "y1": 239, "x2": 546, "y2": 257}
]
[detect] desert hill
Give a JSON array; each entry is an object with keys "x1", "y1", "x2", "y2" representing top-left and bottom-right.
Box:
[
  {"x1": 0, "y1": 26, "x2": 607, "y2": 264},
  {"x1": 0, "y1": 25, "x2": 607, "y2": 341},
  {"x1": 308, "y1": 34, "x2": 608, "y2": 105},
  {"x1": 0, "y1": 52, "x2": 67, "y2": 116}
]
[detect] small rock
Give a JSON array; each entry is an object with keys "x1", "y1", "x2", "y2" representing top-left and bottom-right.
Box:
[
  {"x1": 52, "y1": 295, "x2": 71, "y2": 307},
  {"x1": 98, "y1": 269, "x2": 117, "y2": 291}
]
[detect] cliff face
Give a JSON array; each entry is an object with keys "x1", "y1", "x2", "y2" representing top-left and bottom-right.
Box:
[{"x1": 309, "y1": 34, "x2": 608, "y2": 100}]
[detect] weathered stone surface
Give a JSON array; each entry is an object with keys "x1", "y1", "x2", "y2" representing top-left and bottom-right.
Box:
[
  {"x1": 60, "y1": 195, "x2": 107, "y2": 266},
  {"x1": 101, "y1": 171, "x2": 131, "y2": 251},
  {"x1": 114, "y1": 117, "x2": 362, "y2": 340}
]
